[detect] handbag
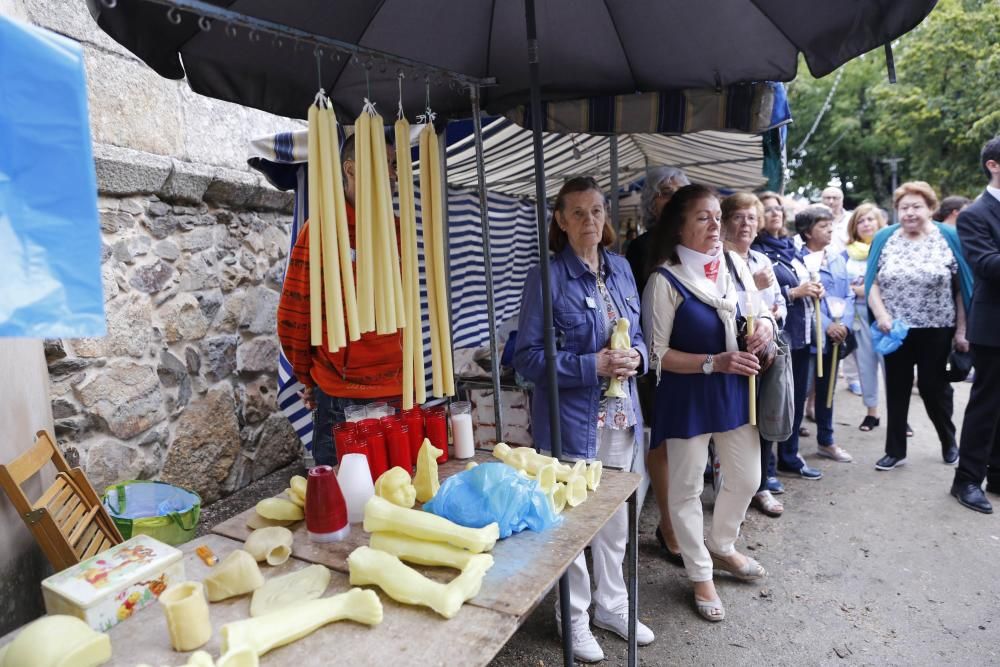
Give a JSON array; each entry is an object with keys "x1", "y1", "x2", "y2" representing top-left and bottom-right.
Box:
[
  {"x1": 758, "y1": 331, "x2": 795, "y2": 442},
  {"x1": 946, "y1": 347, "x2": 973, "y2": 382}
]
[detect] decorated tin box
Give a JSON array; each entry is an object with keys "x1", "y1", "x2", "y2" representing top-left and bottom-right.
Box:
[{"x1": 41, "y1": 534, "x2": 185, "y2": 632}]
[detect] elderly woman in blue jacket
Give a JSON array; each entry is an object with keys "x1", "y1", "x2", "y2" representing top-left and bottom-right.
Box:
[{"x1": 514, "y1": 176, "x2": 653, "y2": 662}]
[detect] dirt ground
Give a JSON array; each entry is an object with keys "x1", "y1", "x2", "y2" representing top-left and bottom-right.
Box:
[{"x1": 204, "y1": 379, "x2": 1000, "y2": 666}]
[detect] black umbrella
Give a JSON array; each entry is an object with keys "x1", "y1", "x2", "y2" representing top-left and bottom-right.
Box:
[{"x1": 88, "y1": 0, "x2": 937, "y2": 121}]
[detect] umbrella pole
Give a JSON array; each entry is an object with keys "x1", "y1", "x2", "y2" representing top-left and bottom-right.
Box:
[
  {"x1": 470, "y1": 85, "x2": 504, "y2": 445},
  {"x1": 523, "y1": 2, "x2": 572, "y2": 667}
]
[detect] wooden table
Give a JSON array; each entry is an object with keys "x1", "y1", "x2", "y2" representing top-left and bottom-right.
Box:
[{"x1": 0, "y1": 534, "x2": 520, "y2": 667}]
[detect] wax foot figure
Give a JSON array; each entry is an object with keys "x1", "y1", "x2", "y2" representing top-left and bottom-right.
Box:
[
  {"x1": 277, "y1": 134, "x2": 402, "y2": 466},
  {"x1": 952, "y1": 137, "x2": 1000, "y2": 514}
]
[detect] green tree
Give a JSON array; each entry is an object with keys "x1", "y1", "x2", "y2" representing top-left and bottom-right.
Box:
[{"x1": 787, "y1": 0, "x2": 1000, "y2": 207}]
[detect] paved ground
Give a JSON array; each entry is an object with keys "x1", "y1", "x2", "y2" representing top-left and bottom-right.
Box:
[{"x1": 205, "y1": 379, "x2": 1000, "y2": 666}]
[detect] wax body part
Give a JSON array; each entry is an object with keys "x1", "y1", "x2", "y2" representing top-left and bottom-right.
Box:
[
  {"x1": 348, "y1": 546, "x2": 493, "y2": 619},
  {"x1": 285, "y1": 487, "x2": 305, "y2": 508},
  {"x1": 586, "y1": 461, "x2": 603, "y2": 491},
  {"x1": 256, "y1": 497, "x2": 304, "y2": 522},
  {"x1": 565, "y1": 474, "x2": 588, "y2": 507},
  {"x1": 604, "y1": 318, "x2": 630, "y2": 398},
  {"x1": 250, "y1": 564, "x2": 331, "y2": 617},
  {"x1": 0, "y1": 615, "x2": 111, "y2": 667},
  {"x1": 216, "y1": 648, "x2": 259, "y2": 667},
  {"x1": 290, "y1": 475, "x2": 307, "y2": 500},
  {"x1": 363, "y1": 495, "x2": 499, "y2": 553},
  {"x1": 465, "y1": 461, "x2": 479, "y2": 471},
  {"x1": 203, "y1": 550, "x2": 264, "y2": 602},
  {"x1": 413, "y1": 438, "x2": 443, "y2": 503},
  {"x1": 493, "y1": 442, "x2": 571, "y2": 478},
  {"x1": 221, "y1": 588, "x2": 383, "y2": 657},
  {"x1": 550, "y1": 482, "x2": 567, "y2": 514},
  {"x1": 535, "y1": 463, "x2": 557, "y2": 492},
  {"x1": 369, "y1": 531, "x2": 475, "y2": 570},
  {"x1": 451, "y1": 412, "x2": 475, "y2": 459},
  {"x1": 373, "y1": 466, "x2": 416, "y2": 508},
  {"x1": 244, "y1": 526, "x2": 294, "y2": 566},
  {"x1": 557, "y1": 460, "x2": 587, "y2": 483},
  {"x1": 245, "y1": 514, "x2": 295, "y2": 531},
  {"x1": 159, "y1": 581, "x2": 212, "y2": 652}
]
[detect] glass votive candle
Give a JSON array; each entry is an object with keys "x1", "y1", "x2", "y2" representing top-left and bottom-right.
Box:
[
  {"x1": 333, "y1": 422, "x2": 358, "y2": 464},
  {"x1": 344, "y1": 404, "x2": 368, "y2": 422},
  {"x1": 425, "y1": 406, "x2": 449, "y2": 464},
  {"x1": 336, "y1": 454, "x2": 374, "y2": 523},
  {"x1": 306, "y1": 465, "x2": 349, "y2": 542},
  {"x1": 381, "y1": 416, "x2": 412, "y2": 472},
  {"x1": 367, "y1": 401, "x2": 391, "y2": 419},
  {"x1": 358, "y1": 419, "x2": 389, "y2": 482},
  {"x1": 450, "y1": 401, "x2": 475, "y2": 459},
  {"x1": 401, "y1": 407, "x2": 425, "y2": 464}
]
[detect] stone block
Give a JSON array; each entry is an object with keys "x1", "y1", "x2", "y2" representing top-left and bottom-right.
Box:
[
  {"x1": 85, "y1": 441, "x2": 143, "y2": 492},
  {"x1": 77, "y1": 362, "x2": 163, "y2": 439},
  {"x1": 92, "y1": 143, "x2": 172, "y2": 197},
  {"x1": 27, "y1": 0, "x2": 137, "y2": 60},
  {"x1": 239, "y1": 286, "x2": 280, "y2": 334},
  {"x1": 236, "y1": 337, "x2": 279, "y2": 374},
  {"x1": 153, "y1": 239, "x2": 180, "y2": 261},
  {"x1": 44, "y1": 339, "x2": 66, "y2": 361},
  {"x1": 47, "y1": 358, "x2": 94, "y2": 378},
  {"x1": 214, "y1": 289, "x2": 246, "y2": 331},
  {"x1": 159, "y1": 293, "x2": 209, "y2": 342},
  {"x1": 241, "y1": 376, "x2": 277, "y2": 425},
  {"x1": 177, "y1": 252, "x2": 220, "y2": 291},
  {"x1": 160, "y1": 385, "x2": 241, "y2": 503},
  {"x1": 193, "y1": 288, "x2": 223, "y2": 321},
  {"x1": 73, "y1": 292, "x2": 151, "y2": 358},
  {"x1": 159, "y1": 159, "x2": 216, "y2": 204},
  {"x1": 184, "y1": 346, "x2": 201, "y2": 374},
  {"x1": 51, "y1": 398, "x2": 78, "y2": 420},
  {"x1": 200, "y1": 335, "x2": 238, "y2": 382},
  {"x1": 177, "y1": 227, "x2": 215, "y2": 252},
  {"x1": 100, "y1": 210, "x2": 135, "y2": 234},
  {"x1": 262, "y1": 225, "x2": 291, "y2": 260},
  {"x1": 129, "y1": 259, "x2": 175, "y2": 293},
  {"x1": 250, "y1": 414, "x2": 301, "y2": 481},
  {"x1": 203, "y1": 169, "x2": 262, "y2": 210}
]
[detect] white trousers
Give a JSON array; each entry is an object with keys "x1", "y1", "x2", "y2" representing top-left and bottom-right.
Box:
[
  {"x1": 557, "y1": 428, "x2": 633, "y2": 628},
  {"x1": 666, "y1": 424, "x2": 759, "y2": 582}
]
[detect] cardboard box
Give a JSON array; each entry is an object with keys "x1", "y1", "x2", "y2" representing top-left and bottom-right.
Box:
[{"x1": 41, "y1": 535, "x2": 185, "y2": 632}]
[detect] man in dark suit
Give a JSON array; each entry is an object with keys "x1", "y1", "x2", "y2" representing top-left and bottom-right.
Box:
[{"x1": 951, "y1": 136, "x2": 1000, "y2": 513}]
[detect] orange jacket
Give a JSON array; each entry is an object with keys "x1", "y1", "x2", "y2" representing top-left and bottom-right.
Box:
[{"x1": 277, "y1": 202, "x2": 402, "y2": 399}]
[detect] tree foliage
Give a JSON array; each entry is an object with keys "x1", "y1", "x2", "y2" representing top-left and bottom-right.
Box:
[{"x1": 786, "y1": 0, "x2": 1000, "y2": 207}]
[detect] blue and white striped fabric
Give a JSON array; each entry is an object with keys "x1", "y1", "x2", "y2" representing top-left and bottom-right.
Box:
[{"x1": 252, "y1": 132, "x2": 539, "y2": 452}]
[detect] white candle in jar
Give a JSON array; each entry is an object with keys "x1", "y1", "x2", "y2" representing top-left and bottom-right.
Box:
[{"x1": 450, "y1": 411, "x2": 475, "y2": 459}]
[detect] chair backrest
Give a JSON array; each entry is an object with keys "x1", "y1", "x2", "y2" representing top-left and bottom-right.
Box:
[{"x1": 0, "y1": 430, "x2": 123, "y2": 571}]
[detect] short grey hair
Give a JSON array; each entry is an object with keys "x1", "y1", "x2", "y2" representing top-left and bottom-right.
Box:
[{"x1": 640, "y1": 166, "x2": 691, "y2": 226}]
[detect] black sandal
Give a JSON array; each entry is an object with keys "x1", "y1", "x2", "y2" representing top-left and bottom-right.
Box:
[
  {"x1": 859, "y1": 416, "x2": 880, "y2": 432},
  {"x1": 655, "y1": 526, "x2": 684, "y2": 567}
]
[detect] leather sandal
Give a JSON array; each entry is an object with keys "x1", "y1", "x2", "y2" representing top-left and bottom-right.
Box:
[
  {"x1": 751, "y1": 490, "x2": 784, "y2": 517},
  {"x1": 694, "y1": 596, "x2": 725, "y2": 622},
  {"x1": 708, "y1": 551, "x2": 767, "y2": 581},
  {"x1": 859, "y1": 416, "x2": 880, "y2": 432}
]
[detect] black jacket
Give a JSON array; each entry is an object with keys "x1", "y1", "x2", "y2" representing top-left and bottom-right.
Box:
[{"x1": 957, "y1": 190, "x2": 1000, "y2": 347}]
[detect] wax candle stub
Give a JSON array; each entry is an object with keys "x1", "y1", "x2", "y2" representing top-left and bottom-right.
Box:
[
  {"x1": 306, "y1": 465, "x2": 350, "y2": 542},
  {"x1": 450, "y1": 401, "x2": 475, "y2": 459}
]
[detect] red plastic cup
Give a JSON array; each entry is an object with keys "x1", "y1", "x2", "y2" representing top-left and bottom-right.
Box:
[
  {"x1": 425, "y1": 406, "x2": 449, "y2": 463},
  {"x1": 333, "y1": 422, "x2": 358, "y2": 463},
  {"x1": 305, "y1": 465, "x2": 349, "y2": 542},
  {"x1": 381, "y1": 417, "x2": 412, "y2": 472},
  {"x1": 358, "y1": 419, "x2": 389, "y2": 482},
  {"x1": 401, "y1": 407, "x2": 425, "y2": 464}
]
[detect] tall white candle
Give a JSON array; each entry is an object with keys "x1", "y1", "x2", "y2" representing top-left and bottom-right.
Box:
[{"x1": 450, "y1": 412, "x2": 475, "y2": 459}]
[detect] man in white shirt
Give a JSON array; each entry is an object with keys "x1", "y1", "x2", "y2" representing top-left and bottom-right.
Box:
[{"x1": 821, "y1": 186, "x2": 852, "y2": 254}]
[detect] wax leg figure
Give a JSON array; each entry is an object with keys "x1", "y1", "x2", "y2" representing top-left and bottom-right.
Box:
[
  {"x1": 277, "y1": 134, "x2": 402, "y2": 465},
  {"x1": 952, "y1": 136, "x2": 1000, "y2": 513}
]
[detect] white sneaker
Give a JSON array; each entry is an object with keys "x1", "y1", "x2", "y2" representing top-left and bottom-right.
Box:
[
  {"x1": 593, "y1": 607, "x2": 655, "y2": 646},
  {"x1": 555, "y1": 621, "x2": 605, "y2": 663}
]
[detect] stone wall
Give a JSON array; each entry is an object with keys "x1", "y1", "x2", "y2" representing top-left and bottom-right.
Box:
[{"x1": 50, "y1": 191, "x2": 302, "y2": 504}]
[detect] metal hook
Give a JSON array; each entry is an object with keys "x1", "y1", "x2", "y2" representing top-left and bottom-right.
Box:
[
  {"x1": 249, "y1": 29, "x2": 260, "y2": 42},
  {"x1": 100, "y1": 0, "x2": 117, "y2": 9},
  {"x1": 397, "y1": 71, "x2": 405, "y2": 120},
  {"x1": 197, "y1": 16, "x2": 211, "y2": 31},
  {"x1": 225, "y1": 24, "x2": 238, "y2": 38},
  {"x1": 166, "y1": 7, "x2": 182, "y2": 25},
  {"x1": 314, "y1": 48, "x2": 324, "y2": 93},
  {"x1": 365, "y1": 62, "x2": 372, "y2": 100}
]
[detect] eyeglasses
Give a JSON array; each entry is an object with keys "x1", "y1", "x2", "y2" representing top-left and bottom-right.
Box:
[
  {"x1": 730, "y1": 214, "x2": 758, "y2": 224},
  {"x1": 898, "y1": 203, "x2": 927, "y2": 213},
  {"x1": 763, "y1": 206, "x2": 783, "y2": 214}
]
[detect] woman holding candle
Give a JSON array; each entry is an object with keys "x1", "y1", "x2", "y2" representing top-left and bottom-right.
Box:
[
  {"x1": 795, "y1": 207, "x2": 855, "y2": 463},
  {"x1": 752, "y1": 198, "x2": 825, "y2": 480},
  {"x1": 865, "y1": 182, "x2": 974, "y2": 471},
  {"x1": 643, "y1": 184, "x2": 776, "y2": 622},
  {"x1": 513, "y1": 177, "x2": 654, "y2": 660},
  {"x1": 721, "y1": 192, "x2": 786, "y2": 517},
  {"x1": 843, "y1": 204, "x2": 888, "y2": 431}
]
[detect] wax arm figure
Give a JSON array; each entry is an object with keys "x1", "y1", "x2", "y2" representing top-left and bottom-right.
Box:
[
  {"x1": 952, "y1": 137, "x2": 1000, "y2": 513},
  {"x1": 277, "y1": 134, "x2": 402, "y2": 465}
]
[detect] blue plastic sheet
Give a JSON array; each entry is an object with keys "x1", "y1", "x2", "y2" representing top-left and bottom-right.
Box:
[
  {"x1": 0, "y1": 17, "x2": 105, "y2": 338},
  {"x1": 871, "y1": 319, "x2": 909, "y2": 356},
  {"x1": 423, "y1": 462, "x2": 562, "y2": 539}
]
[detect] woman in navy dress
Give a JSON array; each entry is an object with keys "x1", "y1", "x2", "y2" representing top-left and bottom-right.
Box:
[{"x1": 642, "y1": 184, "x2": 776, "y2": 622}]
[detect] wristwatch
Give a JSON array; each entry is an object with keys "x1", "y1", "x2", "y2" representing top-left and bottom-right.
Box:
[{"x1": 702, "y1": 354, "x2": 714, "y2": 375}]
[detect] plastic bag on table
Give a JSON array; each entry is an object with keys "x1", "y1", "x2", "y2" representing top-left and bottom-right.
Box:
[
  {"x1": 870, "y1": 319, "x2": 909, "y2": 356},
  {"x1": 423, "y1": 462, "x2": 562, "y2": 538},
  {"x1": 0, "y1": 17, "x2": 105, "y2": 338}
]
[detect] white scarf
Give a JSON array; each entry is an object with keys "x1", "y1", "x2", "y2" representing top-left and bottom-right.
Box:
[{"x1": 666, "y1": 245, "x2": 740, "y2": 352}]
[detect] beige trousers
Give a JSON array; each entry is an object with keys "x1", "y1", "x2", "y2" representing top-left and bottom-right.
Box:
[{"x1": 666, "y1": 424, "x2": 760, "y2": 582}]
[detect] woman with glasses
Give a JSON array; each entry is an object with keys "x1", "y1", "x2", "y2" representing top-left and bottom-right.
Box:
[{"x1": 866, "y1": 182, "x2": 973, "y2": 471}]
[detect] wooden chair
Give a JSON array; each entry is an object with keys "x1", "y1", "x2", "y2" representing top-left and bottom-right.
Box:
[{"x1": 0, "y1": 430, "x2": 123, "y2": 572}]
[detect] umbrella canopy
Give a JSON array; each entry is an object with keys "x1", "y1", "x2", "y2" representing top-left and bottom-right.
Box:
[{"x1": 88, "y1": 0, "x2": 937, "y2": 122}]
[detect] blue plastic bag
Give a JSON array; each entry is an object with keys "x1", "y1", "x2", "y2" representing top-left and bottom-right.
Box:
[
  {"x1": 423, "y1": 462, "x2": 562, "y2": 538},
  {"x1": 871, "y1": 319, "x2": 909, "y2": 356},
  {"x1": 0, "y1": 17, "x2": 105, "y2": 338}
]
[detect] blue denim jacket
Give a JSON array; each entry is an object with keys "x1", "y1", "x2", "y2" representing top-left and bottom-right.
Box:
[{"x1": 513, "y1": 246, "x2": 648, "y2": 461}]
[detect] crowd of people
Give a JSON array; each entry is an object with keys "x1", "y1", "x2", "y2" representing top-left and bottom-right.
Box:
[{"x1": 510, "y1": 136, "x2": 1000, "y2": 659}]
